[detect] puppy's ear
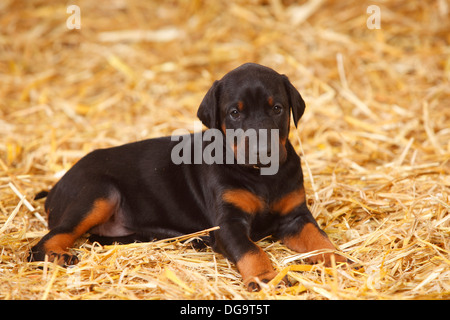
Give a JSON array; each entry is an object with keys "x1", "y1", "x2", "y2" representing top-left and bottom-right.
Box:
[
  {"x1": 197, "y1": 80, "x2": 221, "y2": 129},
  {"x1": 283, "y1": 76, "x2": 306, "y2": 127}
]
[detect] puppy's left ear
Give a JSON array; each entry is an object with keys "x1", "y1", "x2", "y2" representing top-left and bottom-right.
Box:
[
  {"x1": 197, "y1": 80, "x2": 222, "y2": 129},
  {"x1": 283, "y1": 76, "x2": 306, "y2": 127}
]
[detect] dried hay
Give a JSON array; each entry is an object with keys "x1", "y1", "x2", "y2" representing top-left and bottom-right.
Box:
[{"x1": 0, "y1": 0, "x2": 449, "y2": 300}]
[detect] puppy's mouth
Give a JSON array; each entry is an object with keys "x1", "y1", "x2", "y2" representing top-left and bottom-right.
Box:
[
  {"x1": 223, "y1": 129, "x2": 288, "y2": 172},
  {"x1": 251, "y1": 160, "x2": 274, "y2": 169},
  {"x1": 234, "y1": 149, "x2": 285, "y2": 168}
]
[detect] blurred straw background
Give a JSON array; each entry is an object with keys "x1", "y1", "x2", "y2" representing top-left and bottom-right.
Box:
[{"x1": 0, "y1": 0, "x2": 449, "y2": 299}]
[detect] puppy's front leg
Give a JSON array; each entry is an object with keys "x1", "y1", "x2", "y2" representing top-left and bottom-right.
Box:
[
  {"x1": 276, "y1": 202, "x2": 347, "y2": 265},
  {"x1": 212, "y1": 216, "x2": 277, "y2": 291}
]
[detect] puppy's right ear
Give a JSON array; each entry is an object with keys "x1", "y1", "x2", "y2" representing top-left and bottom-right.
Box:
[{"x1": 197, "y1": 80, "x2": 221, "y2": 129}]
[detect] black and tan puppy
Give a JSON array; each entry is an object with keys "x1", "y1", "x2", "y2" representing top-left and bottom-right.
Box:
[{"x1": 30, "y1": 63, "x2": 347, "y2": 291}]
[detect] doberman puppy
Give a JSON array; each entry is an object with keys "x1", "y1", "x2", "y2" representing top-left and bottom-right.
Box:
[{"x1": 29, "y1": 63, "x2": 347, "y2": 291}]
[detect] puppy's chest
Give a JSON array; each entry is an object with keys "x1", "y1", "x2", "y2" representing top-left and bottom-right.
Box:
[
  {"x1": 222, "y1": 186, "x2": 305, "y2": 217},
  {"x1": 247, "y1": 188, "x2": 305, "y2": 240}
]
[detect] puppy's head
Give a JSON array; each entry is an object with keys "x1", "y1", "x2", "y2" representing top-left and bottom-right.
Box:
[{"x1": 197, "y1": 63, "x2": 305, "y2": 169}]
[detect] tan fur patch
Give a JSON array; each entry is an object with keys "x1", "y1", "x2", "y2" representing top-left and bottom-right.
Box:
[
  {"x1": 271, "y1": 187, "x2": 305, "y2": 215},
  {"x1": 222, "y1": 189, "x2": 265, "y2": 214}
]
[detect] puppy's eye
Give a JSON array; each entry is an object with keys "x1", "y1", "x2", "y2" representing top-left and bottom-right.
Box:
[
  {"x1": 230, "y1": 109, "x2": 240, "y2": 119},
  {"x1": 273, "y1": 104, "x2": 283, "y2": 114}
]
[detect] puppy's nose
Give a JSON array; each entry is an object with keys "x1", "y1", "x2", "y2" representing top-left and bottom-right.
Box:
[{"x1": 249, "y1": 143, "x2": 271, "y2": 163}]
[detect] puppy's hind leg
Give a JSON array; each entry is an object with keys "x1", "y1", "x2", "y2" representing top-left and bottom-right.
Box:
[{"x1": 29, "y1": 192, "x2": 119, "y2": 266}]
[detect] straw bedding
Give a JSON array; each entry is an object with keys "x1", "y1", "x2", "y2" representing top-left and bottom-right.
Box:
[{"x1": 1, "y1": 0, "x2": 449, "y2": 300}]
